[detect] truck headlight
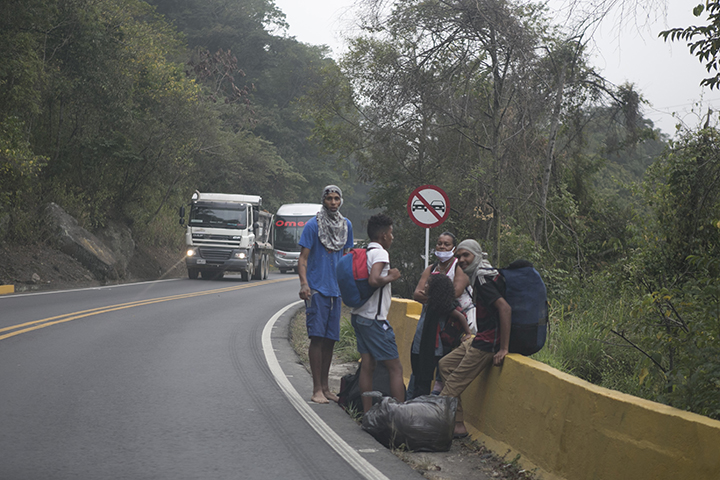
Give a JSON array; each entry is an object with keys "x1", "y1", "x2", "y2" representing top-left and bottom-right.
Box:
[
  {"x1": 233, "y1": 252, "x2": 247, "y2": 259},
  {"x1": 186, "y1": 249, "x2": 196, "y2": 257}
]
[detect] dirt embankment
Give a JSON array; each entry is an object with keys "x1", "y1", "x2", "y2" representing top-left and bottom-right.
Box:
[{"x1": 0, "y1": 243, "x2": 186, "y2": 292}]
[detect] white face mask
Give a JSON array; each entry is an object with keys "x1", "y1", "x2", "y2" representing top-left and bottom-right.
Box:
[{"x1": 434, "y1": 249, "x2": 455, "y2": 262}]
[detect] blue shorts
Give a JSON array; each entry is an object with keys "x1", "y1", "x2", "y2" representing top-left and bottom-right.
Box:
[
  {"x1": 351, "y1": 314, "x2": 399, "y2": 362},
  {"x1": 305, "y1": 291, "x2": 341, "y2": 341}
]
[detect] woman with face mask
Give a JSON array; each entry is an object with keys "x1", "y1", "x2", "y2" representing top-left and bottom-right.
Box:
[
  {"x1": 413, "y1": 232, "x2": 475, "y2": 331},
  {"x1": 408, "y1": 232, "x2": 475, "y2": 398}
]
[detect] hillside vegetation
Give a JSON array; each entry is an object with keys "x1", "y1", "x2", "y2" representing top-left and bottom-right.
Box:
[{"x1": 1, "y1": 0, "x2": 718, "y2": 420}]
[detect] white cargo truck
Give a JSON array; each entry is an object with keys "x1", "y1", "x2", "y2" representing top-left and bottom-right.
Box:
[
  {"x1": 272, "y1": 203, "x2": 322, "y2": 273},
  {"x1": 179, "y1": 191, "x2": 273, "y2": 281}
]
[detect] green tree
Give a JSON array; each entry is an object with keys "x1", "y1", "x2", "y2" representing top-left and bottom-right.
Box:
[
  {"x1": 0, "y1": 0, "x2": 51, "y2": 227},
  {"x1": 31, "y1": 0, "x2": 205, "y2": 227},
  {"x1": 660, "y1": 2, "x2": 720, "y2": 89},
  {"x1": 615, "y1": 124, "x2": 720, "y2": 419},
  {"x1": 148, "y1": 0, "x2": 363, "y2": 214},
  {"x1": 306, "y1": 0, "x2": 662, "y2": 290}
]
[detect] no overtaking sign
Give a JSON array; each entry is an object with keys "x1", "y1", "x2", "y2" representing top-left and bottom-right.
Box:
[{"x1": 407, "y1": 185, "x2": 450, "y2": 228}]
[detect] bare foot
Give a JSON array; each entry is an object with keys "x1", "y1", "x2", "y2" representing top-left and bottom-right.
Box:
[
  {"x1": 310, "y1": 392, "x2": 329, "y2": 404},
  {"x1": 453, "y1": 422, "x2": 468, "y2": 438},
  {"x1": 323, "y1": 391, "x2": 339, "y2": 403}
]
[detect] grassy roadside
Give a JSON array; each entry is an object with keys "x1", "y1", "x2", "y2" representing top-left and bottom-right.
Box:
[{"x1": 289, "y1": 303, "x2": 360, "y2": 366}]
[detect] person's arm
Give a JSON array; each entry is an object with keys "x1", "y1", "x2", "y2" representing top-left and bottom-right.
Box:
[
  {"x1": 298, "y1": 247, "x2": 311, "y2": 300},
  {"x1": 453, "y1": 265, "x2": 470, "y2": 299},
  {"x1": 412, "y1": 265, "x2": 433, "y2": 303},
  {"x1": 344, "y1": 220, "x2": 354, "y2": 255},
  {"x1": 368, "y1": 261, "x2": 400, "y2": 288},
  {"x1": 492, "y1": 296, "x2": 512, "y2": 366},
  {"x1": 450, "y1": 308, "x2": 473, "y2": 340}
]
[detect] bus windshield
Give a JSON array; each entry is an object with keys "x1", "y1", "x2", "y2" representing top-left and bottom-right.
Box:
[
  {"x1": 189, "y1": 203, "x2": 247, "y2": 229},
  {"x1": 274, "y1": 215, "x2": 313, "y2": 252}
]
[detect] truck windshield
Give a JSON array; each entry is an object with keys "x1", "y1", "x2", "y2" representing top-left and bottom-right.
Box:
[
  {"x1": 274, "y1": 215, "x2": 313, "y2": 252},
  {"x1": 189, "y1": 203, "x2": 247, "y2": 229}
]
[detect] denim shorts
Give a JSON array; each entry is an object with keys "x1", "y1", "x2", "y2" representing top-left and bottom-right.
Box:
[
  {"x1": 305, "y1": 290, "x2": 341, "y2": 341},
  {"x1": 351, "y1": 314, "x2": 399, "y2": 361}
]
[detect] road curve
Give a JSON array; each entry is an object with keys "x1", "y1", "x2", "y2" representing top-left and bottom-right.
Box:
[{"x1": 0, "y1": 274, "x2": 421, "y2": 480}]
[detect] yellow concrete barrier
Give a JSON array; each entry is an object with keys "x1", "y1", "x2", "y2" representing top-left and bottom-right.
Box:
[
  {"x1": 387, "y1": 298, "x2": 720, "y2": 480},
  {"x1": 387, "y1": 299, "x2": 421, "y2": 385},
  {"x1": 0, "y1": 285, "x2": 14, "y2": 295}
]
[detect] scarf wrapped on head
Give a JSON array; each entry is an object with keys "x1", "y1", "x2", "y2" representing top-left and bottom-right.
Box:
[
  {"x1": 317, "y1": 185, "x2": 348, "y2": 251},
  {"x1": 457, "y1": 239, "x2": 497, "y2": 286}
]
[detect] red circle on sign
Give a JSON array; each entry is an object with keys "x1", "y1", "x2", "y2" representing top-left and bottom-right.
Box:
[{"x1": 406, "y1": 185, "x2": 450, "y2": 228}]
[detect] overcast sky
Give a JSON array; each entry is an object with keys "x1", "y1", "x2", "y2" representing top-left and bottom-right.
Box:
[{"x1": 272, "y1": 0, "x2": 720, "y2": 136}]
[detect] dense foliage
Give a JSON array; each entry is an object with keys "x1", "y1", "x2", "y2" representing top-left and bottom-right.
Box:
[
  {"x1": 305, "y1": 0, "x2": 665, "y2": 294},
  {"x1": 0, "y1": 0, "x2": 365, "y2": 246}
]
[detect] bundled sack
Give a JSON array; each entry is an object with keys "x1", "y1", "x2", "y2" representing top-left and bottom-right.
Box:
[
  {"x1": 361, "y1": 395, "x2": 458, "y2": 452},
  {"x1": 338, "y1": 362, "x2": 401, "y2": 413}
]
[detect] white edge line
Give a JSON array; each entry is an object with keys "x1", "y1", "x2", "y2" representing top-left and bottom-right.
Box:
[
  {"x1": 0, "y1": 278, "x2": 182, "y2": 299},
  {"x1": 262, "y1": 301, "x2": 390, "y2": 480}
]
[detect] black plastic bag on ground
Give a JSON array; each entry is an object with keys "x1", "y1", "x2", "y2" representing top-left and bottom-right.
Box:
[
  {"x1": 361, "y1": 395, "x2": 458, "y2": 452},
  {"x1": 338, "y1": 362, "x2": 401, "y2": 413}
]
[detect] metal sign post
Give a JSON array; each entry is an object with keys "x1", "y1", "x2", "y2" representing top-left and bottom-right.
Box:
[
  {"x1": 406, "y1": 185, "x2": 450, "y2": 268},
  {"x1": 426, "y1": 228, "x2": 430, "y2": 268}
]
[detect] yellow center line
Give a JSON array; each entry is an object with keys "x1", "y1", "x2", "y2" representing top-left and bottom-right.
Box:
[{"x1": 0, "y1": 277, "x2": 294, "y2": 341}]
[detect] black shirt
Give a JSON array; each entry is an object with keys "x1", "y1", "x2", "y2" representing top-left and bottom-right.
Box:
[{"x1": 471, "y1": 274, "x2": 506, "y2": 352}]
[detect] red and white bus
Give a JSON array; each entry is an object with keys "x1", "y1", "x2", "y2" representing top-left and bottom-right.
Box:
[{"x1": 272, "y1": 203, "x2": 321, "y2": 273}]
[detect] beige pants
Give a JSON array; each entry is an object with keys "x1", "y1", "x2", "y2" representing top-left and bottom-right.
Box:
[{"x1": 438, "y1": 338, "x2": 494, "y2": 422}]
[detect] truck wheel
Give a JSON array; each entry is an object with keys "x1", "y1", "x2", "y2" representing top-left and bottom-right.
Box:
[
  {"x1": 240, "y1": 270, "x2": 249, "y2": 281},
  {"x1": 263, "y1": 255, "x2": 270, "y2": 279},
  {"x1": 251, "y1": 255, "x2": 262, "y2": 280},
  {"x1": 247, "y1": 256, "x2": 255, "y2": 281},
  {"x1": 188, "y1": 268, "x2": 199, "y2": 279},
  {"x1": 260, "y1": 255, "x2": 267, "y2": 280}
]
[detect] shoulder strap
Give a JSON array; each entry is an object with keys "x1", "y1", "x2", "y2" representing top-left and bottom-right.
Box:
[
  {"x1": 365, "y1": 245, "x2": 386, "y2": 319},
  {"x1": 375, "y1": 284, "x2": 386, "y2": 319}
]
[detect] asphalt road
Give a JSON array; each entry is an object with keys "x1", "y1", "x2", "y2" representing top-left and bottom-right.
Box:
[{"x1": 0, "y1": 274, "x2": 422, "y2": 480}]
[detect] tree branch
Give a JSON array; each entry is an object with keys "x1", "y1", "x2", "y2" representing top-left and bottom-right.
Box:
[{"x1": 610, "y1": 329, "x2": 667, "y2": 373}]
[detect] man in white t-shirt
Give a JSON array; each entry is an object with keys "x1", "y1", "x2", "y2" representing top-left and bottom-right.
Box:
[{"x1": 350, "y1": 214, "x2": 404, "y2": 413}]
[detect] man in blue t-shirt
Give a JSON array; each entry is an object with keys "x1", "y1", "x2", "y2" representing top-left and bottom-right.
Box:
[{"x1": 298, "y1": 185, "x2": 354, "y2": 404}]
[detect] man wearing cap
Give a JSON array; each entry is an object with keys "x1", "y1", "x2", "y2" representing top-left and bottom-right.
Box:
[{"x1": 298, "y1": 186, "x2": 354, "y2": 403}]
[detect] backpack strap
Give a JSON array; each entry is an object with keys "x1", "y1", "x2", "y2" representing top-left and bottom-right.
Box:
[
  {"x1": 366, "y1": 245, "x2": 386, "y2": 320},
  {"x1": 375, "y1": 284, "x2": 385, "y2": 320}
]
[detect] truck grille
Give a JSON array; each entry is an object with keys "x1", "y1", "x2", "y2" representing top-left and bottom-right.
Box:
[{"x1": 199, "y1": 247, "x2": 233, "y2": 261}]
